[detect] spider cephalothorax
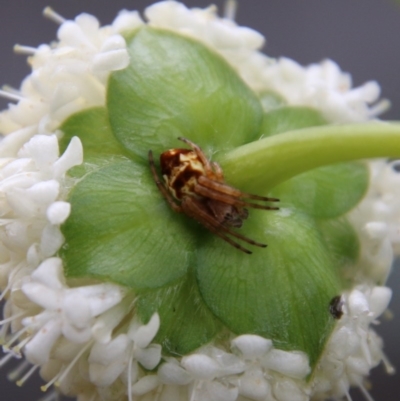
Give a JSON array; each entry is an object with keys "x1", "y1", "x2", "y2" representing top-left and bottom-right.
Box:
[{"x1": 149, "y1": 137, "x2": 279, "y2": 254}]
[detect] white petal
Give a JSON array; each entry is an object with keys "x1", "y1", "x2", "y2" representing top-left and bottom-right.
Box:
[
  {"x1": 346, "y1": 356, "x2": 370, "y2": 376},
  {"x1": 57, "y1": 20, "x2": 97, "y2": 50},
  {"x1": 207, "y1": 381, "x2": 238, "y2": 401},
  {"x1": 239, "y1": 369, "x2": 271, "y2": 401},
  {"x1": 130, "y1": 313, "x2": 160, "y2": 348},
  {"x1": 47, "y1": 201, "x2": 71, "y2": 224},
  {"x1": 136, "y1": 344, "x2": 162, "y2": 370},
  {"x1": 262, "y1": 349, "x2": 310, "y2": 379},
  {"x1": 231, "y1": 335, "x2": 272, "y2": 360},
  {"x1": 30, "y1": 257, "x2": 64, "y2": 289},
  {"x1": 158, "y1": 362, "x2": 193, "y2": 385},
  {"x1": 101, "y1": 34, "x2": 126, "y2": 52},
  {"x1": 61, "y1": 322, "x2": 92, "y2": 343},
  {"x1": 53, "y1": 136, "x2": 83, "y2": 178},
  {"x1": 22, "y1": 134, "x2": 59, "y2": 171},
  {"x1": 368, "y1": 286, "x2": 392, "y2": 319},
  {"x1": 40, "y1": 224, "x2": 64, "y2": 257},
  {"x1": 131, "y1": 375, "x2": 160, "y2": 396},
  {"x1": 92, "y1": 49, "x2": 130, "y2": 72},
  {"x1": 79, "y1": 283, "x2": 125, "y2": 316},
  {"x1": 112, "y1": 10, "x2": 144, "y2": 33},
  {"x1": 212, "y1": 349, "x2": 245, "y2": 376},
  {"x1": 0, "y1": 126, "x2": 36, "y2": 157},
  {"x1": 181, "y1": 354, "x2": 220, "y2": 380},
  {"x1": 89, "y1": 361, "x2": 127, "y2": 387},
  {"x1": 89, "y1": 334, "x2": 129, "y2": 365},
  {"x1": 348, "y1": 289, "x2": 370, "y2": 317},
  {"x1": 91, "y1": 299, "x2": 131, "y2": 344},
  {"x1": 273, "y1": 379, "x2": 308, "y2": 401},
  {"x1": 22, "y1": 282, "x2": 61, "y2": 310},
  {"x1": 63, "y1": 291, "x2": 93, "y2": 327},
  {"x1": 27, "y1": 180, "x2": 60, "y2": 205},
  {"x1": 24, "y1": 318, "x2": 62, "y2": 365}
]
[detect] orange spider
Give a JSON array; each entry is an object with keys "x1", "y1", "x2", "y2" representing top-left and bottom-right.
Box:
[{"x1": 148, "y1": 137, "x2": 279, "y2": 254}]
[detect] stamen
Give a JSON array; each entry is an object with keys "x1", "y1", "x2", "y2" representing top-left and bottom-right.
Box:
[
  {"x1": 368, "y1": 99, "x2": 391, "y2": 117},
  {"x1": 224, "y1": 0, "x2": 238, "y2": 21},
  {"x1": 42, "y1": 7, "x2": 66, "y2": 25},
  {"x1": 2, "y1": 85, "x2": 22, "y2": 96},
  {"x1": 0, "y1": 312, "x2": 25, "y2": 325},
  {"x1": 3, "y1": 326, "x2": 29, "y2": 350},
  {"x1": 358, "y1": 383, "x2": 376, "y2": 401},
  {"x1": 381, "y1": 351, "x2": 396, "y2": 375},
  {"x1": 16, "y1": 364, "x2": 39, "y2": 386},
  {"x1": 38, "y1": 390, "x2": 58, "y2": 401},
  {"x1": 0, "y1": 321, "x2": 9, "y2": 344},
  {"x1": 41, "y1": 371, "x2": 61, "y2": 392},
  {"x1": 127, "y1": 348, "x2": 134, "y2": 401},
  {"x1": 13, "y1": 44, "x2": 37, "y2": 55},
  {"x1": 189, "y1": 380, "x2": 203, "y2": 401},
  {"x1": 55, "y1": 341, "x2": 92, "y2": 387},
  {"x1": 0, "y1": 89, "x2": 23, "y2": 103},
  {"x1": 154, "y1": 384, "x2": 163, "y2": 401},
  {"x1": 345, "y1": 391, "x2": 353, "y2": 401},
  {"x1": 12, "y1": 335, "x2": 32, "y2": 356},
  {"x1": 7, "y1": 360, "x2": 30, "y2": 381},
  {"x1": 0, "y1": 351, "x2": 14, "y2": 368}
]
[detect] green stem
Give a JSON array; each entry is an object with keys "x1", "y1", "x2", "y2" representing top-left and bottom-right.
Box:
[{"x1": 219, "y1": 122, "x2": 400, "y2": 192}]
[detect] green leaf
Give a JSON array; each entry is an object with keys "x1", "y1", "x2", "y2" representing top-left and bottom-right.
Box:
[
  {"x1": 196, "y1": 209, "x2": 341, "y2": 368},
  {"x1": 270, "y1": 162, "x2": 369, "y2": 218},
  {"x1": 317, "y1": 217, "x2": 360, "y2": 285},
  {"x1": 261, "y1": 106, "x2": 327, "y2": 137},
  {"x1": 137, "y1": 269, "x2": 222, "y2": 355},
  {"x1": 107, "y1": 27, "x2": 263, "y2": 160},
  {"x1": 59, "y1": 106, "x2": 127, "y2": 157},
  {"x1": 61, "y1": 158, "x2": 195, "y2": 289}
]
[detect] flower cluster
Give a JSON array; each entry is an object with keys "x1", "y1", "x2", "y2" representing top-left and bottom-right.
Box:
[{"x1": 0, "y1": 2, "x2": 397, "y2": 401}]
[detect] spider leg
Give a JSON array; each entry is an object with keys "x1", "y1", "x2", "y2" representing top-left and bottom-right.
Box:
[
  {"x1": 177, "y1": 137, "x2": 214, "y2": 174},
  {"x1": 211, "y1": 161, "x2": 224, "y2": 181},
  {"x1": 148, "y1": 150, "x2": 182, "y2": 213},
  {"x1": 194, "y1": 183, "x2": 279, "y2": 211},
  {"x1": 182, "y1": 197, "x2": 267, "y2": 253},
  {"x1": 198, "y1": 175, "x2": 279, "y2": 202}
]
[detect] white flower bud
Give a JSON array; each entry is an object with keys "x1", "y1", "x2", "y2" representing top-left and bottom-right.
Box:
[
  {"x1": 262, "y1": 349, "x2": 310, "y2": 379},
  {"x1": 231, "y1": 334, "x2": 272, "y2": 359},
  {"x1": 181, "y1": 354, "x2": 220, "y2": 380}
]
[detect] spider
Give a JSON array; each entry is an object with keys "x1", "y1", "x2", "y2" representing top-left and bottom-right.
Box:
[{"x1": 148, "y1": 137, "x2": 279, "y2": 254}]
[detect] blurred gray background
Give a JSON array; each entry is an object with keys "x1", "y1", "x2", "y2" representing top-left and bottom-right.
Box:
[{"x1": 0, "y1": 1, "x2": 400, "y2": 400}]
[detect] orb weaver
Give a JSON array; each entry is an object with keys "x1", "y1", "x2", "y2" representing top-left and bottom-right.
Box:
[{"x1": 148, "y1": 137, "x2": 279, "y2": 254}]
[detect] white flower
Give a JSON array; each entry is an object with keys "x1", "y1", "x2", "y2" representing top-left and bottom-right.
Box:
[
  {"x1": 0, "y1": 2, "x2": 396, "y2": 401},
  {"x1": 88, "y1": 313, "x2": 161, "y2": 391},
  {"x1": 312, "y1": 286, "x2": 393, "y2": 400},
  {"x1": 21, "y1": 257, "x2": 125, "y2": 366}
]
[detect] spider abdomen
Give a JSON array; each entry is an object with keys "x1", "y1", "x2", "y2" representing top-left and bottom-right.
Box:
[{"x1": 160, "y1": 149, "x2": 205, "y2": 200}]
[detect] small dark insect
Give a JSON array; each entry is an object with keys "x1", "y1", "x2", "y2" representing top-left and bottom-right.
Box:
[
  {"x1": 329, "y1": 295, "x2": 344, "y2": 319},
  {"x1": 148, "y1": 137, "x2": 279, "y2": 254}
]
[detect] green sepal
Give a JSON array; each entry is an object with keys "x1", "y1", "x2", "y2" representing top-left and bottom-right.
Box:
[
  {"x1": 270, "y1": 162, "x2": 369, "y2": 218},
  {"x1": 137, "y1": 269, "x2": 222, "y2": 356},
  {"x1": 107, "y1": 27, "x2": 263, "y2": 160},
  {"x1": 196, "y1": 209, "x2": 341, "y2": 368},
  {"x1": 261, "y1": 106, "x2": 327, "y2": 137},
  {"x1": 317, "y1": 217, "x2": 360, "y2": 286},
  {"x1": 61, "y1": 158, "x2": 194, "y2": 289},
  {"x1": 59, "y1": 106, "x2": 127, "y2": 157}
]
